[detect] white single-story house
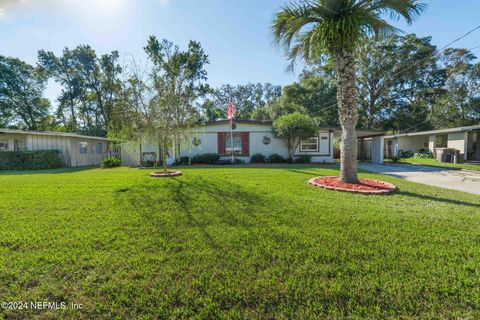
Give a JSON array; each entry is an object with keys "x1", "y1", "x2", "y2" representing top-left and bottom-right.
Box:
[
  {"x1": 0, "y1": 128, "x2": 109, "y2": 167},
  {"x1": 120, "y1": 120, "x2": 386, "y2": 165},
  {"x1": 1, "y1": 120, "x2": 387, "y2": 169},
  {"x1": 385, "y1": 125, "x2": 480, "y2": 162}
]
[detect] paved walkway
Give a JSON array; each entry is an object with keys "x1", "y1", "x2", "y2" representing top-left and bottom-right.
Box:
[{"x1": 358, "y1": 163, "x2": 480, "y2": 195}]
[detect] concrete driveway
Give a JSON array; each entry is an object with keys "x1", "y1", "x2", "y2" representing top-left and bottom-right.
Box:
[{"x1": 359, "y1": 162, "x2": 480, "y2": 195}]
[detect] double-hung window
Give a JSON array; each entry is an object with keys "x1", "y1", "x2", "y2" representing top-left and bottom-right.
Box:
[
  {"x1": 0, "y1": 140, "x2": 8, "y2": 151},
  {"x1": 300, "y1": 137, "x2": 319, "y2": 152},
  {"x1": 218, "y1": 132, "x2": 249, "y2": 156},
  {"x1": 225, "y1": 133, "x2": 243, "y2": 155},
  {"x1": 95, "y1": 143, "x2": 103, "y2": 154},
  {"x1": 79, "y1": 142, "x2": 88, "y2": 154}
]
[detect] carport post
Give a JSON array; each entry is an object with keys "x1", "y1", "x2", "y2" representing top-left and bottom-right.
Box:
[{"x1": 371, "y1": 136, "x2": 385, "y2": 164}]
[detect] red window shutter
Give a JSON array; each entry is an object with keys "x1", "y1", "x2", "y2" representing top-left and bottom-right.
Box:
[
  {"x1": 218, "y1": 132, "x2": 225, "y2": 154},
  {"x1": 241, "y1": 132, "x2": 249, "y2": 155}
]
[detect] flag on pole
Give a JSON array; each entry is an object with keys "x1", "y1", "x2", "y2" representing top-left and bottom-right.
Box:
[{"x1": 227, "y1": 98, "x2": 235, "y2": 120}]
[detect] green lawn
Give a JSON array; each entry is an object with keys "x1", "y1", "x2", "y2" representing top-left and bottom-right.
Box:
[
  {"x1": 387, "y1": 157, "x2": 480, "y2": 171},
  {"x1": 1, "y1": 166, "x2": 480, "y2": 319}
]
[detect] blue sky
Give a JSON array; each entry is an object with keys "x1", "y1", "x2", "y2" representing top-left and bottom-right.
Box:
[{"x1": 1, "y1": 0, "x2": 480, "y2": 105}]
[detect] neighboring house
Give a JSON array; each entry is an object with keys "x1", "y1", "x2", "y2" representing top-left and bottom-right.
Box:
[
  {"x1": 385, "y1": 125, "x2": 480, "y2": 162},
  {"x1": 0, "y1": 128, "x2": 109, "y2": 167},
  {"x1": 120, "y1": 120, "x2": 386, "y2": 165}
]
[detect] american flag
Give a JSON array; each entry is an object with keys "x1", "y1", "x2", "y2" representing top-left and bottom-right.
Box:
[{"x1": 227, "y1": 98, "x2": 235, "y2": 120}]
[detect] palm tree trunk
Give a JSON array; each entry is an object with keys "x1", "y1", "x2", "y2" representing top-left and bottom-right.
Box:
[{"x1": 334, "y1": 49, "x2": 359, "y2": 184}]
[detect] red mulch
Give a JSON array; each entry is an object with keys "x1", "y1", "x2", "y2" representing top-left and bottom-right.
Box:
[
  {"x1": 149, "y1": 171, "x2": 182, "y2": 178},
  {"x1": 308, "y1": 176, "x2": 396, "y2": 195}
]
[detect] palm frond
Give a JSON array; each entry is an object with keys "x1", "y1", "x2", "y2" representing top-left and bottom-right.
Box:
[{"x1": 272, "y1": 0, "x2": 426, "y2": 68}]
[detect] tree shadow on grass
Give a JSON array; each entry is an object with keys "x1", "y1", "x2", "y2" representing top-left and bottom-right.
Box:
[
  {"x1": 286, "y1": 169, "x2": 328, "y2": 176},
  {"x1": 118, "y1": 176, "x2": 268, "y2": 250},
  {"x1": 398, "y1": 190, "x2": 480, "y2": 209},
  {"x1": 0, "y1": 166, "x2": 98, "y2": 175}
]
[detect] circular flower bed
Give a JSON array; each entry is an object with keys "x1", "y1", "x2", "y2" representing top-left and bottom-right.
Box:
[
  {"x1": 308, "y1": 176, "x2": 396, "y2": 195},
  {"x1": 149, "y1": 171, "x2": 182, "y2": 178}
]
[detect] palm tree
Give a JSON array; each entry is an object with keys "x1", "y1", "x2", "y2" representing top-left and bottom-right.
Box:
[{"x1": 272, "y1": 0, "x2": 425, "y2": 183}]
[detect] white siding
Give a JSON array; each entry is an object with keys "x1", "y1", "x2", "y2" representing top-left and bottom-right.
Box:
[
  {"x1": 180, "y1": 122, "x2": 334, "y2": 163},
  {"x1": 447, "y1": 132, "x2": 468, "y2": 156},
  {"x1": 69, "y1": 137, "x2": 108, "y2": 167},
  {"x1": 396, "y1": 135, "x2": 429, "y2": 153}
]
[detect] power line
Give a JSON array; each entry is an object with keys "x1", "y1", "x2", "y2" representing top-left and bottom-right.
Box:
[
  {"x1": 388, "y1": 25, "x2": 480, "y2": 81},
  {"x1": 314, "y1": 25, "x2": 480, "y2": 125}
]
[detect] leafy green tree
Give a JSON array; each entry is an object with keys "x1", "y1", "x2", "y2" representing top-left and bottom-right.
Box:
[
  {"x1": 272, "y1": 0, "x2": 425, "y2": 183},
  {"x1": 144, "y1": 36, "x2": 209, "y2": 161},
  {"x1": 273, "y1": 112, "x2": 317, "y2": 160},
  {"x1": 0, "y1": 56, "x2": 50, "y2": 130},
  {"x1": 38, "y1": 45, "x2": 122, "y2": 136},
  {"x1": 112, "y1": 37, "x2": 209, "y2": 172},
  {"x1": 261, "y1": 74, "x2": 338, "y2": 124},
  {"x1": 203, "y1": 83, "x2": 281, "y2": 121},
  {"x1": 434, "y1": 48, "x2": 480, "y2": 127}
]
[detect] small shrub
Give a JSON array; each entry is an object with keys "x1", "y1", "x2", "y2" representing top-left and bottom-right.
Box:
[
  {"x1": 250, "y1": 153, "x2": 266, "y2": 163},
  {"x1": 398, "y1": 150, "x2": 414, "y2": 159},
  {"x1": 191, "y1": 153, "x2": 220, "y2": 164},
  {"x1": 295, "y1": 155, "x2": 312, "y2": 163},
  {"x1": 413, "y1": 152, "x2": 433, "y2": 159},
  {"x1": 267, "y1": 153, "x2": 285, "y2": 163},
  {"x1": 0, "y1": 150, "x2": 62, "y2": 170},
  {"x1": 174, "y1": 156, "x2": 191, "y2": 166},
  {"x1": 102, "y1": 156, "x2": 121, "y2": 168}
]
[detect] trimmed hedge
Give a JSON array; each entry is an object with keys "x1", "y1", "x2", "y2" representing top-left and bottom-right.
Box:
[
  {"x1": 267, "y1": 153, "x2": 285, "y2": 163},
  {"x1": 0, "y1": 150, "x2": 63, "y2": 170},
  {"x1": 250, "y1": 153, "x2": 266, "y2": 163},
  {"x1": 191, "y1": 153, "x2": 220, "y2": 164},
  {"x1": 294, "y1": 155, "x2": 312, "y2": 163}
]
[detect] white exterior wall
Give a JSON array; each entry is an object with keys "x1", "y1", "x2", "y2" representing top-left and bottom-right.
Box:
[
  {"x1": 0, "y1": 132, "x2": 107, "y2": 167},
  {"x1": 447, "y1": 132, "x2": 468, "y2": 158},
  {"x1": 180, "y1": 122, "x2": 334, "y2": 163},
  {"x1": 428, "y1": 135, "x2": 436, "y2": 154},
  {"x1": 371, "y1": 136, "x2": 384, "y2": 164},
  {"x1": 69, "y1": 137, "x2": 108, "y2": 167},
  {"x1": 396, "y1": 135, "x2": 429, "y2": 153}
]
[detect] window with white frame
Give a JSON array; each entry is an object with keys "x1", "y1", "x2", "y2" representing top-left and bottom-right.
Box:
[
  {"x1": 0, "y1": 140, "x2": 8, "y2": 151},
  {"x1": 225, "y1": 133, "x2": 243, "y2": 155},
  {"x1": 300, "y1": 137, "x2": 319, "y2": 152},
  {"x1": 14, "y1": 139, "x2": 26, "y2": 151},
  {"x1": 95, "y1": 143, "x2": 103, "y2": 154},
  {"x1": 79, "y1": 142, "x2": 88, "y2": 154}
]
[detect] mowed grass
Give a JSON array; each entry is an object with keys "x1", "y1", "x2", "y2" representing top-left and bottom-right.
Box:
[
  {"x1": 388, "y1": 157, "x2": 480, "y2": 171},
  {"x1": 0, "y1": 166, "x2": 480, "y2": 319}
]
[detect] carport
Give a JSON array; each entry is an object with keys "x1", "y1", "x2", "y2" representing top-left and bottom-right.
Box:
[{"x1": 332, "y1": 129, "x2": 385, "y2": 164}]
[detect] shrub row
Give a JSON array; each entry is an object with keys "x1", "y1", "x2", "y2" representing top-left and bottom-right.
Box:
[
  {"x1": 397, "y1": 150, "x2": 434, "y2": 159},
  {"x1": 191, "y1": 153, "x2": 220, "y2": 164},
  {"x1": 172, "y1": 153, "x2": 314, "y2": 166},
  {"x1": 0, "y1": 150, "x2": 63, "y2": 170},
  {"x1": 252, "y1": 153, "x2": 312, "y2": 164}
]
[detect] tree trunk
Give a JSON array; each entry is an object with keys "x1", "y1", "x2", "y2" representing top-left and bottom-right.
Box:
[
  {"x1": 334, "y1": 49, "x2": 359, "y2": 184},
  {"x1": 161, "y1": 141, "x2": 168, "y2": 173}
]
